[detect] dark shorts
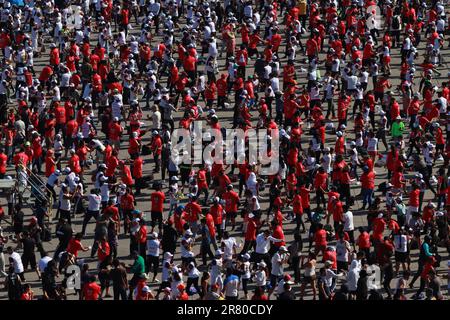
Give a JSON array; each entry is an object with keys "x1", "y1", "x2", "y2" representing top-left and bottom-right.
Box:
[
  {"x1": 337, "y1": 260, "x2": 348, "y2": 272},
  {"x1": 151, "y1": 211, "x2": 162, "y2": 222},
  {"x1": 22, "y1": 253, "x2": 37, "y2": 270},
  {"x1": 395, "y1": 251, "x2": 408, "y2": 263},
  {"x1": 226, "y1": 211, "x2": 237, "y2": 219}
]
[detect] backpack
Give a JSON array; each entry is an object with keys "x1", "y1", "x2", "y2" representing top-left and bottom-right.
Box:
[{"x1": 392, "y1": 16, "x2": 400, "y2": 30}]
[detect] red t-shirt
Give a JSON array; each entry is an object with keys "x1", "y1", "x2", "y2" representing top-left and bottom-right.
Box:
[
  {"x1": 151, "y1": 191, "x2": 165, "y2": 213},
  {"x1": 83, "y1": 282, "x2": 101, "y2": 300},
  {"x1": 222, "y1": 191, "x2": 239, "y2": 213},
  {"x1": 314, "y1": 229, "x2": 327, "y2": 246},
  {"x1": 67, "y1": 238, "x2": 83, "y2": 257}
]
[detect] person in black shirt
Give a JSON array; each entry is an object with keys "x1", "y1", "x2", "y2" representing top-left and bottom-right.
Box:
[
  {"x1": 54, "y1": 218, "x2": 73, "y2": 260},
  {"x1": 161, "y1": 219, "x2": 177, "y2": 254},
  {"x1": 42, "y1": 260, "x2": 59, "y2": 300},
  {"x1": 278, "y1": 282, "x2": 296, "y2": 300},
  {"x1": 20, "y1": 231, "x2": 40, "y2": 279},
  {"x1": 12, "y1": 204, "x2": 24, "y2": 240},
  {"x1": 333, "y1": 284, "x2": 349, "y2": 300},
  {"x1": 5, "y1": 266, "x2": 22, "y2": 300}
]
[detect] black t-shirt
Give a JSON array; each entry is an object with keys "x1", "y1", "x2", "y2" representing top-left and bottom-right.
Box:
[{"x1": 21, "y1": 238, "x2": 36, "y2": 255}]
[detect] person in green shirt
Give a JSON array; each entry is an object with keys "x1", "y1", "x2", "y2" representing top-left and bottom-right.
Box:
[
  {"x1": 127, "y1": 251, "x2": 146, "y2": 299},
  {"x1": 391, "y1": 116, "x2": 405, "y2": 139}
]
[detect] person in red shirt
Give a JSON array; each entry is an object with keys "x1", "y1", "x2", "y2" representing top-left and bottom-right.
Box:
[
  {"x1": 222, "y1": 185, "x2": 240, "y2": 230},
  {"x1": 204, "y1": 80, "x2": 217, "y2": 110},
  {"x1": 68, "y1": 149, "x2": 82, "y2": 175},
  {"x1": 372, "y1": 213, "x2": 387, "y2": 248},
  {"x1": 360, "y1": 166, "x2": 375, "y2": 210},
  {"x1": 150, "y1": 183, "x2": 165, "y2": 232},
  {"x1": 20, "y1": 284, "x2": 34, "y2": 300},
  {"x1": 82, "y1": 275, "x2": 101, "y2": 300},
  {"x1": 53, "y1": 102, "x2": 67, "y2": 135},
  {"x1": 177, "y1": 283, "x2": 189, "y2": 300},
  {"x1": 119, "y1": 160, "x2": 133, "y2": 186},
  {"x1": 216, "y1": 74, "x2": 228, "y2": 109},
  {"x1": 183, "y1": 51, "x2": 197, "y2": 84},
  {"x1": 97, "y1": 236, "x2": 111, "y2": 263},
  {"x1": 121, "y1": 188, "x2": 135, "y2": 234},
  {"x1": 67, "y1": 233, "x2": 89, "y2": 258},
  {"x1": 49, "y1": 43, "x2": 60, "y2": 67},
  {"x1": 210, "y1": 198, "x2": 224, "y2": 240},
  {"x1": 314, "y1": 224, "x2": 327, "y2": 258},
  {"x1": 0, "y1": 147, "x2": 7, "y2": 179},
  {"x1": 357, "y1": 226, "x2": 371, "y2": 258},
  {"x1": 314, "y1": 167, "x2": 328, "y2": 208},
  {"x1": 150, "y1": 131, "x2": 162, "y2": 173},
  {"x1": 407, "y1": 183, "x2": 420, "y2": 221},
  {"x1": 133, "y1": 156, "x2": 144, "y2": 195},
  {"x1": 108, "y1": 117, "x2": 123, "y2": 150},
  {"x1": 185, "y1": 195, "x2": 202, "y2": 234}
]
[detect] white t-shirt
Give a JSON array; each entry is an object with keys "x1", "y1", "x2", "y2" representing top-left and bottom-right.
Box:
[
  {"x1": 146, "y1": 239, "x2": 160, "y2": 257},
  {"x1": 367, "y1": 137, "x2": 378, "y2": 152},
  {"x1": 271, "y1": 252, "x2": 284, "y2": 276},
  {"x1": 38, "y1": 256, "x2": 52, "y2": 272},
  {"x1": 221, "y1": 238, "x2": 237, "y2": 260},
  {"x1": 59, "y1": 193, "x2": 71, "y2": 211},
  {"x1": 10, "y1": 252, "x2": 24, "y2": 274},
  {"x1": 343, "y1": 211, "x2": 354, "y2": 231},
  {"x1": 224, "y1": 275, "x2": 240, "y2": 297},
  {"x1": 88, "y1": 194, "x2": 101, "y2": 211}
]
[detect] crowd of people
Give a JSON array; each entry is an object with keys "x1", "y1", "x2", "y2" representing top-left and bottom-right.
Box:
[{"x1": 0, "y1": 0, "x2": 448, "y2": 301}]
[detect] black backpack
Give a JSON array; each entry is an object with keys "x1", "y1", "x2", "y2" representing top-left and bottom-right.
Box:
[{"x1": 392, "y1": 16, "x2": 400, "y2": 30}]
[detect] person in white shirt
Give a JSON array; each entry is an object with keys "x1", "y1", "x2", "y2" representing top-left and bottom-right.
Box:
[
  {"x1": 221, "y1": 232, "x2": 238, "y2": 268},
  {"x1": 7, "y1": 247, "x2": 24, "y2": 281},
  {"x1": 342, "y1": 208, "x2": 355, "y2": 244},
  {"x1": 58, "y1": 184, "x2": 72, "y2": 224},
  {"x1": 239, "y1": 253, "x2": 252, "y2": 299},
  {"x1": 223, "y1": 268, "x2": 240, "y2": 300},
  {"x1": 81, "y1": 189, "x2": 102, "y2": 235},
  {"x1": 268, "y1": 246, "x2": 289, "y2": 298},
  {"x1": 146, "y1": 232, "x2": 160, "y2": 282},
  {"x1": 346, "y1": 259, "x2": 360, "y2": 299},
  {"x1": 38, "y1": 251, "x2": 52, "y2": 278},
  {"x1": 186, "y1": 262, "x2": 201, "y2": 296},
  {"x1": 254, "y1": 230, "x2": 283, "y2": 267}
]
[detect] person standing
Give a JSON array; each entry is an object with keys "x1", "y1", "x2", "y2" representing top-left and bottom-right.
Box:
[{"x1": 110, "y1": 259, "x2": 128, "y2": 300}]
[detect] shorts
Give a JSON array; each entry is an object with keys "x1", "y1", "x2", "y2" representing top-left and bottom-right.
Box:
[
  {"x1": 22, "y1": 253, "x2": 37, "y2": 270},
  {"x1": 151, "y1": 211, "x2": 162, "y2": 222},
  {"x1": 383, "y1": 56, "x2": 391, "y2": 64},
  {"x1": 302, "y1": 275, "x2": 316, "y2": 284},
  {"x1": 226, "y1": 211, "x2": 237, "y2": 219},
  {"x1": 395, "y1": 251, "x2": 408, "y2": 263}
]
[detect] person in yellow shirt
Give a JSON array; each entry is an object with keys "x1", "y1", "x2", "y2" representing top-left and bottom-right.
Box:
[{"x1": 297, "y1": 0, "x2": 308, "y2": 29}]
